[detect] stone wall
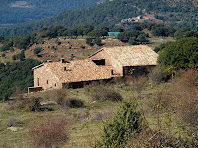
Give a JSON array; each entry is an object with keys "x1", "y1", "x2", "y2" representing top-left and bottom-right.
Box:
[
  {"x1": 34, "y1": 65, "x2": 62, "y2": 90},
  {"x1": 123, "y1": 65, "x2": 156, "y2": 77},
  {"x1": 89, "y1": 49, "x2": 123, "y2": 76}
]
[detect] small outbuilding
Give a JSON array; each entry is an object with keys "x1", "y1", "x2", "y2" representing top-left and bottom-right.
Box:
[{"x1": 89, "y1": 45, "x2": 158, "y2": 76}]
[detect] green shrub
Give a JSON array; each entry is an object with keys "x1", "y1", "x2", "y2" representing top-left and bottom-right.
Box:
[
  {"x1": 1, "y1": 53, "x2": 5, "y2": 57},
  {"x1": 54, "y1": 89, "x2": 69, "y2": 105},
  {"x1": 86, "y1": 85, "x2": 123, "y2": 102},
  {"x1": 94, "y1": 38, "x2": 102, "y2": 46},
  {"x1": 128, "y1": 37, "x2": 137, "y2": 45},
  {"x1": 65, "y1": 98, "x2": 84, "y2": 108},
  {"x1": 57, "y1": 41, "x2": 61, "y2": 45},
  {"x1": 53, "y1": 89, "x2": 83, "y2": 108},
  {"x1": 33, "y1": 47, "x2": 42, "y2": 55},
  {"x1": 80, "y1": 45, "x2": 85, "y2": 49},
  {"x1": 11, "y1": 50, "x2": 25, "y2": 61},
  {"x1": 29, "y1": 97, "x2": 41, "y2": 112},
  {"x1": 10, "y1": 47, "x2": 14, "y2": 52},
  {"x1": 86, "y1": 38, "x2": 94, "y2": 46},
  {"x1": 9, "y1": 97, "x2": 42, "y2": 112},
  {"x1": 98, "y1": 100, "x2": 144, "y2": 147}
]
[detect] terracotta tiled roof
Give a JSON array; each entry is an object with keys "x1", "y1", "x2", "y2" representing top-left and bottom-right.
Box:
[
  {"x1": 43, "y1": 59, "x2": 117, "y2": 83},
  {"x1": 102, "y1": 45, "x2": 158, "y2": 66},
  {"x1": 33, "y1": 45, "x2": 158, "y2": 84}
]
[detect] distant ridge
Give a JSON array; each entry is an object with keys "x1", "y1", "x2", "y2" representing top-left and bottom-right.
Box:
[
  {"x1": 0, "y1": 0, "x2": 102, "y2": 27},
  {"x1": 0, "y1": 0, "x2": 197, "y2": 36}
]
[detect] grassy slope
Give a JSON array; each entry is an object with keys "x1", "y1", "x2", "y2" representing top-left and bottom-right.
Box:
[
  {"x1": 0, "y1": 33, "x2": 176, "y2": 147},
  {"x1": 0, "y1": 83, "x2": 182, "y2": 147}
]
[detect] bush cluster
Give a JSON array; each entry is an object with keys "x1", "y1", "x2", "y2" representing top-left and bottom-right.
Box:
[
  {"x1": 54, "y1": 89, "x2": 84, "y2": 108},
  {"x1": 65, "y1": 98, "x2": 84, "y2": 108},
  {"x1": 157, "y1": 37, "x2": 198, "y2": 69},
  {"x1": 9, "y1": 97, "x2": 42, "y2": 112},
  {"x1": 173, "y1": 69, "x2": 198, "y2": 129},
  {"x1": 98, "y1": 100, "x2": 144, "y2": 147},
  {"x1": 28, "y1": 116, "x2": 69, "y2": 148},
  {"x1": 148, "y1": 66, "x2": 167, "y2": 84},
  {"x1": 33, "y1": 47, "x2": 42, "y2": 55},
  {"x1": 85, "y1": 85, "x2": 123, "y2": 102}
]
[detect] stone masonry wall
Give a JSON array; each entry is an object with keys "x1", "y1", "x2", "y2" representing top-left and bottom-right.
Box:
[
  {"x1": 89, "y1": 50, "x2": 123, "y2": 76},
  {"x1": 34, "y1": 65, "x2": 62, "y2": 90}
]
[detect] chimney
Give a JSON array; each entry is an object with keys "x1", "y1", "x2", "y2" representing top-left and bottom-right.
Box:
[
  {"x1": 47, "y1": 60, "x2": 52, "y2": 63},
  {"x1": 64, "y1": 66, "x2": 71, "y2": 71},
  {"x1": 111, "y1": 69, "x2": 114, "y2": 75},
  {"x1": 60, "y1": 58, "x2": 65, "y2": 63}
]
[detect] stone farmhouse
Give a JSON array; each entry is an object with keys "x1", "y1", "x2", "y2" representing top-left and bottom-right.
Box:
[{"x1": 28, "y1": 45, "x2": 158, "y2": 93}]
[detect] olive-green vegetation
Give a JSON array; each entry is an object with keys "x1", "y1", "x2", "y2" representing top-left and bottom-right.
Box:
[
  {"x1": 12, "y1": 50, "x2": 26, "y2": 61},
  {"x1": 157, "y1": 37, "x2": 198, "y2": 69},
  {"x1": 0, "y1": 35, "x2": 32, "y2": 52},
  {"x1": 94, "y1": 38, "x2": 102, "y2": 46},
  {"x1": 1, "y1": 23, "x2": 195, "y2": 54},
  {"x1": 0, "y1": 25, "x2": 107, "y2": 53},
  {"x1": 174, "y1": 29, "x2": 198, "y2": 39},
  {"x1": 0, "y1": 0, "x2": 102, "y2": 27},
  {"x1": 0, "y1": 23, "x2": 197, "y2": 100},
  {"x1": 117, "y1": 30, "x2": 148, "y2": 45},
  {"x1": 98, "y1": 100, "x2": 143, "y2": 147},
  {"x1": 117, "y1": 23, "x2": 196, "y2": 45},
  {"x1": 0, "y1": 68, "x2": 197, "y2": 147},
  {"x1": 0, "y1": 59, "x2": 40, "y2": 101},
  {"x1": 33, "y1": 47, "x2": 42, "y2": 55},
  {"x1": 0, "y1": 0, "x2": 197, "y2": 36}
]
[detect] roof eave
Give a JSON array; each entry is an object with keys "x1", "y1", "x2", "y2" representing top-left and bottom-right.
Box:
[
  {"x1": 88, "y1": 48, "x2": 104, "y2": 58},
  {"x1": 32, "y1": 63, "x2": 44, "y2": 70}
]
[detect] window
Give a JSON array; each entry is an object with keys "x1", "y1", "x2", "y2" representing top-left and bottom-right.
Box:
[
  {"x1": 47, "y1": 80, "x2": 48, "y2": 84},
  {"x1": 92, "y1": 59, "x2": 105, "y2": 66},
  {"x1": 55, "y1": 83, "x2": 56, "y2": 87},
  {"x1": 37, "y1": 78, "x2": 39, "y2": 86}
]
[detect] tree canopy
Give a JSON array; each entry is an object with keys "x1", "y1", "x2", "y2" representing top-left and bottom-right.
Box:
[
  {"x1": 0, "y1": 0, "x2": 197, "y2": 36},
  {"x1": 117, "y1": 30, "x2": 148, "y2": 45},
  {"x1": 0, "y1": 59, "x2": 40, "y2": 101},
  {"x1": 0, "y1": 0, "x2": 102, "y2": 27},
  {"x1": 157, "y1": 37, "x2": 198, "y2": 69}
]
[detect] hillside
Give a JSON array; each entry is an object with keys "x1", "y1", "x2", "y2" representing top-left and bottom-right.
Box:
[
  {"x1": 0, "y1": 24, "x2": 197, "y2": 148},
  {"x1": 0, "y1": 0, "x2": 103, "y2": 27},
  {"x1": 0, "y1": 37, "x2": 129, "y2": 63},
  {"x1": 0, "y1": 26, "x2": 176, "y2": 64},
  {"x1": 0, "y1": 69, "x2": 197, "y2": 147},
  {"x1": 0, "y1": 59, "x2": 40, "y2": 101},
  {"x1": 0, "y1": 0, "x2": 198, "y2": 36}
]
